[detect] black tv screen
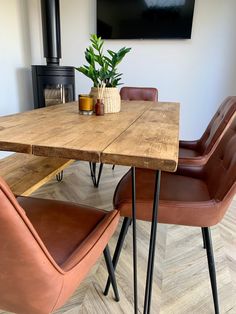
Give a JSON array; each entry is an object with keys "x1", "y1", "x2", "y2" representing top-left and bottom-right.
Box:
[{"x1": 97, "y1": 0, "x2": 195, "y2": 39}]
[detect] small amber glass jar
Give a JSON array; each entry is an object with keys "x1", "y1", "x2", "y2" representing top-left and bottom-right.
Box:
[
  {"x1": 95, "y1": 99, "x2": 104, "y2": 116},
  {"x1": 78, "y1": 95, "x2": 93, "y2": 115}
]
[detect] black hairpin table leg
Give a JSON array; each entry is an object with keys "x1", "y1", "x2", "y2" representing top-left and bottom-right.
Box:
[
  {"x1": 130, "y1": 168, "x2": 161, "y2": 314},
  {"x1": 56, "y1": 170, "x2": 63, "y2": 182},
  {"x1": 89, "y1": 162, "x2": 104, "y2": 188},
  {"x1": 131, "y1": 167, "x2": 138, "y2": 314},
  {"x1": 143, "y1": 170, "x2": 161, "y2": 314},
  {"x1": 89, "y1": 162, "x2": 96, "y2": 186},
  {"x1": 95, "y1": 163, "x2": 104, "y2": 188}
]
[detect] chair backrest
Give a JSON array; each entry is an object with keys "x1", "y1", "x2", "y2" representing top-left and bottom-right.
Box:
[
  {"x1": 0, "y1": 177, "x2": 62, "y2": 314},
  {"x1": 205, "y1": 113, "x2": 236, "y2": 205},
  {"x1": 199, "y1": 96, "x2": 236, "y2": 155},
  {"x1": 120, "y1": 86, "x2": 158, "y2": 101}
]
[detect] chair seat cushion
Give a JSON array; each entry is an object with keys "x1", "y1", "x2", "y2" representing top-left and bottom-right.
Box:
[
  {"x1": 17, "y1": 197, "x2": 118, "y2": 268},
  {"x1": 114, "y1": 168, "x2": 221, "y2": 227}
]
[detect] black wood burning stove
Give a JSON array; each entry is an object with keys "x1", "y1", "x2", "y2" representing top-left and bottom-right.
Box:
[
  {"x1": 32, "y1": 0, "x2": 75, "y2": 109},
  {"x1": 32, "y1": 65, "x2": 75, "y2": 108}
]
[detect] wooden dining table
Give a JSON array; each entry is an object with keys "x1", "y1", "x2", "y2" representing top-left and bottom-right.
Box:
[{"x1": 0, "y1": 100, "x2": 179, "y2": 313}]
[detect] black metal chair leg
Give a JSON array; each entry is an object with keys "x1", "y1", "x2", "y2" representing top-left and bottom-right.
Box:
[
  {"x1": 202, "y1": 227, "x2": 220, "y2": 314},
  {"x1": 201, "y1": 227, "x2": 206, "y2": 249},
  {"x1": 56, "y1": 170, "x2": 63, "y2": 182},
  {"x1": 104, "y1": 217, "x2": 132, "y2": 296},
  {"x1": 95, "y1": 163, "x2": 104, "y2": 188},
  {"x1": 112, "y1": 165, "x2": 115, "y2": 170},
  {"x1": 103, "y1": 246, "x2": 120, "y2": 302}
]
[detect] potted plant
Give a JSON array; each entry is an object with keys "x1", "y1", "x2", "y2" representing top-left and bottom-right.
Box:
[{"x1": 75, "y1": 34, "x2": 131, "y2": 113}]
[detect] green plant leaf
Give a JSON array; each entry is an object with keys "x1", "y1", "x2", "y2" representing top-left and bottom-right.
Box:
[{"x1": 75, "y1": 34, "x2": 131, "y2": 87}]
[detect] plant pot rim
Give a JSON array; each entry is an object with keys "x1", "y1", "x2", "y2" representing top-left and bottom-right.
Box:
[{"x1": 91, "y1": 86, "x2": 118, "y2": 90}]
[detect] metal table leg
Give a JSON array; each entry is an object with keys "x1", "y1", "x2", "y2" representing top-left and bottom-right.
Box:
[
  {"x1": 143, "y1": 170, "x2": 161, "y2": 314},
  {"x1": 95, "y1": 163, "x2": 103, "y2": 188},
  {"x1": 89, "y1": 162, "x2": 104, "y2": 188},
  {"x1": 131, "y1": 168, "x2": 161, "y2": 314},
  {"x1": 131, "y1": 167, "x2": 138, "y2": 314},
  {"x1": 56, "y1": 170, "x2": 63, "y2": 182},
  {"x1": 89, "y1": 162, "x2": 96, "y2": 186}
]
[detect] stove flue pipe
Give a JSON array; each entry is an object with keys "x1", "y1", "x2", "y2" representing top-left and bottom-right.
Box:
[{"x1": 41, "y1": 0, "x2": 61, "y2": 65}]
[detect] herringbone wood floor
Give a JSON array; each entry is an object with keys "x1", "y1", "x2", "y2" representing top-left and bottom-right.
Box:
[{"x1": 1, "y1": 161, "x2": 236, "y2": 313}]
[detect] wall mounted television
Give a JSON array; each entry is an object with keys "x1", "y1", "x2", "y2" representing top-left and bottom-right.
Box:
[{"x1": 97, "y1": 0, "x2": 195, "y2": 40}]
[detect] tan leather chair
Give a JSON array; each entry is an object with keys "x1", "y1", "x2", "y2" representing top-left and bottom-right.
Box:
[
  {"x1": 90, "y1": 86, "x2": 158, "y2": 187},
  {"x1": 0, "y1": 178, "x2": 120, "y2": 314},
  {"x1": 120, "y1": 86, "x2": 158, "y2": 101},
  {"x1": 105, "y1": 113, "x2": 236, "y2": 313},
  {"x1": 179, "y1": 96, "x2": 236, "y2": 165}
]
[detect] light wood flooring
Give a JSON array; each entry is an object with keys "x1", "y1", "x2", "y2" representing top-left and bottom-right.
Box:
[{"x1": 1, "y1": 161, "x2": 236, "y2": 314}]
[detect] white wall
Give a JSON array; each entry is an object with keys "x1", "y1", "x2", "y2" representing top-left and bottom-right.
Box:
[
  {"x1": 0, "y1": 0, "x2": 33, "y2": 114},
  {"x1": 0, "y1": 0, "x2": 34, "y2": 158}
]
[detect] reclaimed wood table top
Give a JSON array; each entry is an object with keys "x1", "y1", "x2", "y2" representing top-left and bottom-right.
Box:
[{"x1": 0, "y1": 101, "x2": 180, "y2": 172}]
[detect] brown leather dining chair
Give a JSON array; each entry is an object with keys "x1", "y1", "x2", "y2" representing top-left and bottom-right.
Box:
[
  {"x1": 179, "y1": 96, "x2": 236, "y2": 165},
  {"x1": 120, "y1": 86, "x2": 158, "y2": 101},
  {"x1": 90, "y1": 86, "x2": 158, "y2": 188},
  {"x1": 104, "y1": 112, "x2": 236, "y2": 313},
  {"x1": 0, "y1": 177, "x2": 120, "y2": 314}
]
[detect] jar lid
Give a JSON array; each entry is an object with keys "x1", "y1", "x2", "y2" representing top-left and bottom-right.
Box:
[{"x1": 79, "y1": 94, "x2": 93, "y2": 98}]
